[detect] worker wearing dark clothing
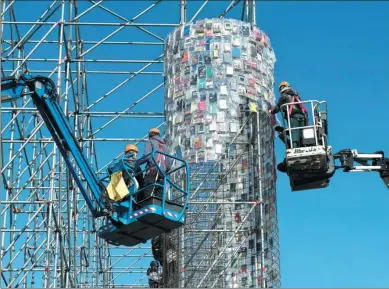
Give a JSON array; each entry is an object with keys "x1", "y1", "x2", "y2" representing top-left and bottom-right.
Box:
[
  {"x1": 271, "y1": 81, "x2": 308, "y2": 148},
  {"x1": 137, "y1": 128, "x2": 172, "y2": 202},
  {"x1": 147, "y1": 261, "x2": 162, "y2": 288},
  {"x1": 151, "y1": 234, "x2": 178, "y2": 288},
  {"x1": 152, "y1": 234, "x2": 177, "y2": 266},
  {"x1": 151, "y1": 236, "x2": 164, "y2": 265}
]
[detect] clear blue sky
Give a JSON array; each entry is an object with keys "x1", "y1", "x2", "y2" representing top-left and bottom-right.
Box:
[
  {"x1": 4, "y1": 1, "x2": 389, "y2": 288},
  {"x1": 261, "y1": 1, "x2": 389, "y2": 288}
]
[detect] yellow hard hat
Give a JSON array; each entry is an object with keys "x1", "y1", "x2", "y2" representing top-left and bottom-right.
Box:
[
  {"x1": 125, "y1": 144, "x2": 139, "y2": 153},
  {"x1": 149, "y1": 128, "x2": 160, "y2": 135},
  {"x1": 279, "y1": 81, "x2": 290, "y2": 91}
]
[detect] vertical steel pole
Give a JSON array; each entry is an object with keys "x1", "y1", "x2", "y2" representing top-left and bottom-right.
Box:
[
  {"x1": 180, "y1": 0, "x2": 186, "y2": 25},
  {"x1": 0, "y1": 3, "x2": 4, "y2": 285},
  {"x1": 256, "y1": 112, "x2": 266, "y2": 288},
  {"x1": 248, "y1": 0, "x2": 257, "y2": 25}
]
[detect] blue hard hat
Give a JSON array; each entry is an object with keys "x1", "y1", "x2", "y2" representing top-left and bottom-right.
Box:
[{"x1": 150, "y1": 261, "x2": 159, "y2": 267}]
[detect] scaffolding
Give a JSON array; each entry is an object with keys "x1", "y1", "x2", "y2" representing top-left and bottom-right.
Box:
[
  {"x1": 164, "y1": 107, "x2": 281, "y2": 288},
  {"x1": 1, "y1": 0, "x2": 280, "y2": 288}
]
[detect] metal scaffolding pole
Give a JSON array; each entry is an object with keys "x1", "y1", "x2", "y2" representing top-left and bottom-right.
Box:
[{"x1": 247, "y1": 0, "x2": 256, "y2": 25}]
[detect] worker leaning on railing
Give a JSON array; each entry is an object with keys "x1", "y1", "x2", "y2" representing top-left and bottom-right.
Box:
[
  {"x1": 268, "y1": 81, "x2": 309, "y2": 173},
  {"x1": 136, "y1": 128, "x2": 173, "y2": 202},
  {"x1": 269, "y1": 81, "x2": 308, "y2": 148}
]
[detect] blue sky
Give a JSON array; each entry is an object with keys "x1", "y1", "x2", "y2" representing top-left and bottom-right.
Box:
[
  {"x1": 262, "y1": 1, "x2": 389, "y2": 288},
  {"x1": 2, "y1": 0, "x2": 389, "y2": 288}
]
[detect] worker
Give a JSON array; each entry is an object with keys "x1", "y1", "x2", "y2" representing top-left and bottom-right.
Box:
[
  {"x1": 137, "y1": 128, "x2": 172, "y2": 203},
  {"x1": 106, "y1": 144, "x2": 144, "y2": 208},
  {"x1": 152, "y1": 234, "x2": 177, "y2": 267},
  {"x1": 122, "y1": 144, "x2": 145, "y2": 207},
  {"x1": 270, "y1": 81, "x2": 308, "y2": 148},
  {"x1": 151, "y1": 234, "x2": 178, "y2": 288},
  {"x1": 122, "y1": 144, "x2": 145, "y2": 188},
  {"x1": 151, "y1": 237, "x2": 163, "y2": 265},
  {"x1": 147, "y1": 261, "x2": 162, "y2": 288}
]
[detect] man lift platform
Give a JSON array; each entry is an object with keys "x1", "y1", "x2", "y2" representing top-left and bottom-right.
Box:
[
  {"x1": 1, "y1": 73, "x2": 191, "y2": 246},
  {"x1": 276, "y1": 100, "x2": 389, "y2": 191}
]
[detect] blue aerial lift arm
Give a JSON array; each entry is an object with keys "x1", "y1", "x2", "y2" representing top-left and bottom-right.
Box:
[
  {"x1": 2, "y1": 74, "x2": 106, "y2": 217},
  {"x1": 2, "y1": 73, "x2": 190, "y2": 247}
]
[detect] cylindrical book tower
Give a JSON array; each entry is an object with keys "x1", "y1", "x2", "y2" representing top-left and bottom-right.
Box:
[{"x1": 163, "y1": 18, "x2": 281, "y2": 288}]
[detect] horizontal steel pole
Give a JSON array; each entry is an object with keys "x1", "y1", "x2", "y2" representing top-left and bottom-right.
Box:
[
  {"x1": 103, "y1": 270, "x2": 146, "y2": 273},
  {"x1": 104, "y1": 283, "x2": 149, "y2": 288},
  {"x1": 1, "y1": 108, "x2": 164, "y2": 116},
  {"x1": 2, "y1": 111, "x2": 162, "y2": 118},
  {"x1": 103, "y1": 255, "x2": 153, "y2": 258},
  {"x1": 186, "y1": 212, "x2": 225, "y2": 214},
  {"x1": 186, "y1": 229, "x2": 252, "y2": 232},
  {"x1": 1, "y1": 138, "x2": 147, "y2": 142},
  {"x1": 0, "y1": 230, "x2": 155, "y2": 235},
  {"x1": 0, "y1": 229, "x2": 50, "y2": 232},
  {"x1": 79, "y1": 114, "x2": 163, "y2": 118},
  {"x1": 1, "y1": 268, "x2": 149, "y2": 273},
  {"x1": 5, "y1": 58, "x2": 163, "y2": 63},
  {"x1": 81, "y1": 111, "x2": 164, "y2": 116},
  {"x1": 2, "y1": 40, "x2": 163, "y2": 45},
  {"x1": 188, "y1": 201, "x2": 260, "y2": 204},
  {"x1": 2, "y1": 21, "x2": 179, "y2": 26},
  {"x1": 108, "y1": 246, "x2": 152, "y2": 250},
  {"x1": 0, "y1": 201, "x2": 49, "y2": 204},
  {"x1": 2, "y1": 69, "x2": 163, "y2": 75}
]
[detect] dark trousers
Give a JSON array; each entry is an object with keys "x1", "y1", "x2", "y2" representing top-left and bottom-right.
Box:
[
  {"x1": 148, "y1": 280, "x2": 160, "y2": 288},
  {"x1": 139, "y1": 169, "x2": 163, "y2": 202}
]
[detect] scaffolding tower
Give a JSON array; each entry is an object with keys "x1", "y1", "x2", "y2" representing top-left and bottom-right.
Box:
[
  {"x1": 0, "y1": 0, "x2": 280, "y2": 288},
  {"x1": 172, "y1": 109, "x2": 281, "y2": 288}
]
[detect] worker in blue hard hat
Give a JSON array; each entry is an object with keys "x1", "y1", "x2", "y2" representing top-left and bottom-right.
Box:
[
  {"x1": 137, "y1": 128, "x2": 173, "y2": 203},
  {"x1": 147, "y1": 260, "x2": 162, "y2": 288},
  {"x1": 270, "y1": 81, "x2": 308, "y2": 149}
]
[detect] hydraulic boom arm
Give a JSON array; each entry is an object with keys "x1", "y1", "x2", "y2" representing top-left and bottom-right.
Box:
[
  {"x1": 2, "y1": 74, "x2": 107, "y2": 217},
  {"x1": 334, "y1": 149, "x2": 389, "y2": 189}
]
